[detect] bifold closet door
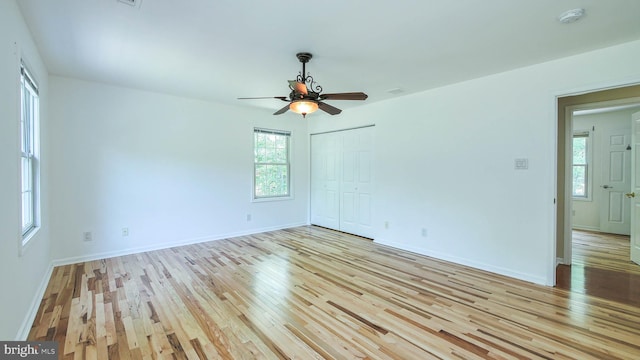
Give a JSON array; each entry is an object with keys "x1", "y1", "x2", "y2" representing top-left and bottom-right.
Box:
[
  {"x1": 310, "y1": 133, "x2": 341, "y2": 230},
  {"x1": 310, "y1": 126, "x2": 374, "y2": 239}
]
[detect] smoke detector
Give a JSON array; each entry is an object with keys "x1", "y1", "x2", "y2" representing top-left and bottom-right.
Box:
[{"x1": 558, "y1": 8, "x2": 585, "y2": 24}]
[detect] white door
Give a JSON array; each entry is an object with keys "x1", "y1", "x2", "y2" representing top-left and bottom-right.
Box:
[
  {"x1": 599, "y1": 128, "x2": 631, "y2": 235},
  {"x1": 310, "y1": 134, "x2": 340, "y2": 230},
  {"x1": 310, "y1": 127, "x2": 374, "y2": 239},
  {"x1": 340, "y1": 127, "x2": 374, "y2": 238},
  {"x1": 631, "y1": 111, "x2": 640, "y2": 265}
]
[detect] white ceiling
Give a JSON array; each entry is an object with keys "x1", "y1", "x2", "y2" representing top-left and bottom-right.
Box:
[{"x1": 16, "y1": 0, "x2": 640, "y2": 115}]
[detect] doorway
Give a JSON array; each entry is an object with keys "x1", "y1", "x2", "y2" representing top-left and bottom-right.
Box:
[
  {"x1": 570, "y1": 104, "x2": 637, "y2": 235},
  {"x1": 556, "y1": 84, "x2": 640, "y2": 279}
]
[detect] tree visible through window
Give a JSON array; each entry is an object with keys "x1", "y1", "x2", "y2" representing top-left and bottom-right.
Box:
[
  {"x1": 254, "y1": 128, "x2": 291, "y2": 199},
  {"x1": 573, "y1": 132, "x2": 589, "y2": 198}
]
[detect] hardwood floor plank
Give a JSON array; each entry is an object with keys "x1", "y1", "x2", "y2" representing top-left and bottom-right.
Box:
[
  {"x1": 557, "y1": 230, "x2": 640, "y2": 307},
  {"x1": 29, "y1": 226, "x2": 640, "y2": 359}
]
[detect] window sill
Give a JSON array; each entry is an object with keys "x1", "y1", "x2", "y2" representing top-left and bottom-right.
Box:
[
  {"x1": 572, "y1": 197, "x2": 592, "y2": 202},
  {"x1": 20, "y1": 226, "x2": 40, "y2": 256},
  {"x1": 252, "y1": 195, "x2": 294, "y2": 203}
]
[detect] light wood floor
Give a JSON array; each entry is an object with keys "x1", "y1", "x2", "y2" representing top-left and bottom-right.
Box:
[
  {"x1": 29, "y1": 226, "x2": 640, "y2": 359},
  {"x1": 556, "y1": 230, "x2": 640, "y2": 307},
  {"x1": 571, "y1": 230, "x2": 639, "y2": 274}
]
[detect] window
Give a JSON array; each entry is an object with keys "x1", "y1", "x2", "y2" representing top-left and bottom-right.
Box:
[
  {"x1": 20, "y1": 62, "x2": 39, "y2": 241},
  {"x1": 253, "y1": 128, "x2": 291, "y2": 199},
  {"x1": 572, "y1": 131, "x2": 590, "y2": 199}
]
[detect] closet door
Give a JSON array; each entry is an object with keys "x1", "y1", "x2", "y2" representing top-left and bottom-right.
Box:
[
  {"x1": 340, "y1": 127, "x2": 373, "y2": 238},
  {"x1": 310, "y1": 133, "x2": 340, "y2": 229},
  {"x1": 310, "y1": 126, "x2": 374, "y2": 239}
]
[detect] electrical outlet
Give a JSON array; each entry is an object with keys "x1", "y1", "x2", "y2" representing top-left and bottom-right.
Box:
[
  {"x1": 122, "y1": 227, "x2": 129, "y2": 237},
  {"x1": 246, "y1": 214, "x2": 252, "y2": 221},
  {"x1": 83, "y1": 232, "x2": 92, "y2": 242},
  {"x1": 384, "y1": 221, "x2": 389, "y2": 229},
  {"x1": 421, "y1": 228, "x2": 428, "y2": 237}
]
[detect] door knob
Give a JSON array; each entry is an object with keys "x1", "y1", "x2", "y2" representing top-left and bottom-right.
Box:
[{"x1": 626, "y1": 192, "x2": 636, "y2": 198}]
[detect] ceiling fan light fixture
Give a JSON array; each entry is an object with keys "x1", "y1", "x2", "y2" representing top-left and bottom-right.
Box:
[
  {"x1": 238, "y1": 52, "x2": 367, "y2": 117},
  {"x1": 289, "y1": 100, "x2": 318, "y2": 117}
]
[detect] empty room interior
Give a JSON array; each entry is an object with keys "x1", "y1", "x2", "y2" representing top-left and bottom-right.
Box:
[{"x1": 2, "y1": 1, "x2": 640, "y2": 359}]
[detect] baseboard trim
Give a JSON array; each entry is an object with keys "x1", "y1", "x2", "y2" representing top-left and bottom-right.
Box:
[
  {"x1": 571, "y1": 225, "x2": 600, "y2": 232},
  {"x1": 16, "y1": 263, "x2": 54, "y2": 340},
  {"x1": 52, "y1": 222, "x2": 308, "y2": 267},
  {"x1": 374, "y1": 237, "x2": 548, "y2": 286}
]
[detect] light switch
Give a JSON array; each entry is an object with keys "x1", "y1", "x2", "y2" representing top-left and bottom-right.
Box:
[{"x1": 515, "y1": 158, "x2": 529, "y2": 170}]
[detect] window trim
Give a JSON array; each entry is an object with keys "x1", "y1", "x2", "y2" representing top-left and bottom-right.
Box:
[
  {"x1": 572, "y1": 130, "x2": 592, "y2": 201},
  {"x1": 252, "y1": 127, "x2": 293, "y2": 201},
  {"x1": 20, "y1": 61, "x2": 40, "y2": 247}
]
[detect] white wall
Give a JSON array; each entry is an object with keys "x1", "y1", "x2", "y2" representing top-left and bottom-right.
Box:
[
  {"x1": 310, "y1": 40, "x2": 640, "y2": 286},
  {"x1": 49, "y1": 77, "x2": 309, "y2": 263},
  {"x1": 0, "y1": 1, "x2": 52, "y2": 340},
  {"x1": 5, "y1": 0, "x2": 640, "y2": 338},
  {"x1": 572, "y1": 108, "x2": 635, "y2": 232}
]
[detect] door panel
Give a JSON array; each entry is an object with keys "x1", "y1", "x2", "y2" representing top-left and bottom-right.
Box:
[
  {"x1": 609, "y1": 151, "x2": 624, "y2": 181},
  {"x1": 600, "y1": 128, "x2": 631, "y2": 235},
  {"x1": 357, "y1": 149, "x2": 372, "y2": 229},
  {"x1": 310, "y1": 134, "x2": 340, "y2": 229},
  {"x1": 631, "y1": 111, "x2": 640, "y2": 265},
  {"x1": 608, "y1": 192, "x2": 624, "y2": 222},
  {"x1": 340, "y1": 127, "x2": 374, "y2": 238},
  {"x1": 342, "y1": 192, "x2": 355, "y2": 223}
]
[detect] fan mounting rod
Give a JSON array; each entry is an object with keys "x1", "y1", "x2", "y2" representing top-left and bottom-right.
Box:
[{"x1": 297, "y1": 52, "x2": 312, "y2": 82}]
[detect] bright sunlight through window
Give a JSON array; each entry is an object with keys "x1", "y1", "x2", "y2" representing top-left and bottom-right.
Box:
[
  {"x1": 572, "y1": 132, "x2": 589, "y2": 198},
  {"x1": 20, "y1": 62, "x2": 39, "y2": 242},
  {"x1": 254, "y1": 128, "x2": 291, "y2": 199}
]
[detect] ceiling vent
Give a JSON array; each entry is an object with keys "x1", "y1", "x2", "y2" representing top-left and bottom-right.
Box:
[{"x1": 118, "y1": 0, "x2": 142, "y2": 8}]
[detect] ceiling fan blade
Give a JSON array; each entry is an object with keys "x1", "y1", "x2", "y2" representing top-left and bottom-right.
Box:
[
  {"x1": 238, "y1": 96, "x2": 288, "y2": 102},
  {"x1": 288, "y1": 80, "x2": 308, "y2": 95},
  {"x1": 318, "y1": 102, "x2": 342, "y2": 115},
  {"x1": 319, "y1": 92, "x2": 368, "y2": 101},
  {"x1": 273, "y1": 104, "x2": 290, "y2": 115}
]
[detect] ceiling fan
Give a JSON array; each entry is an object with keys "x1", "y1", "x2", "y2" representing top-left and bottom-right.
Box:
[{"x1": 238, "y1": 52, "x2": 368, "y2": 118}]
